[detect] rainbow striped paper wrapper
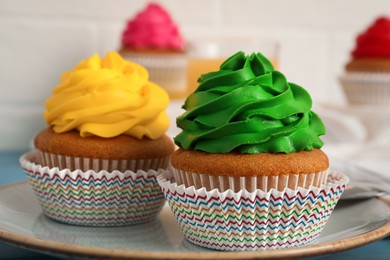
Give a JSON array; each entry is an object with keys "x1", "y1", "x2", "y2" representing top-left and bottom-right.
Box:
[
  {"x1": 158, "y1": 170, "x2": 349, "y2": 251},
  {"x1": 35, "y1": 150, "x2": 170, "y2": 172},
  {"x1": 171, "y1": 167, "x2": 328, "y2": 192},
  {"x1": 20, "y1": 151, "x2": 166, "y2": 226}
]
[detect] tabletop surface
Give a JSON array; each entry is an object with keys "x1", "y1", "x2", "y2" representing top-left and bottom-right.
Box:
[{"x1": 1, "y1": 150, "x2": 390, "y2": 260}]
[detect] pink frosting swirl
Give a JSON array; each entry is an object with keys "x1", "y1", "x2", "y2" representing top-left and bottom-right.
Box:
[{"x1": 121, "y1": 3, "x2": 185, "y2": 51}]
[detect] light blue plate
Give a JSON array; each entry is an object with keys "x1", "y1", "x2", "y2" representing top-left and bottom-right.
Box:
[{"x1": 0, "y1": 180, "x2": 390, "y2": 259}]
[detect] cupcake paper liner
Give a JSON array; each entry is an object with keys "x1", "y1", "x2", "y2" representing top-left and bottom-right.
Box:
[
  {"x1": 171, "y1": 167, "x2": 328, "y2": 192},
  {"x1": 36, "y1": 150, "x2": 170, "y2": 172},
  {"x1": 158, "y1": 169, "x2": 349, "y2": 251},
  {"x1": 121, "y1": 52, "x2": 187, "y2": 96},
  {"x1": 20, "y1": 151, "x2": 166, "y2": 226},
  {"x1": 340, "y1": 72, "x2": 390, "y2": 105}
]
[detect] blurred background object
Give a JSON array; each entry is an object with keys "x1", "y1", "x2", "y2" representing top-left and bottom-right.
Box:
[
  {"x1": 340, "y1": 16, "x2": 390, "y2": 106},
  {"x1": 119, "y1": 2, "x2": 188, "y2": 100},
  {"x1": 187, "y1": 37, "x2": 278, "y2": 93},
  {"x1": 1, "y1": 0, "x2": 390, "y2": 150}
]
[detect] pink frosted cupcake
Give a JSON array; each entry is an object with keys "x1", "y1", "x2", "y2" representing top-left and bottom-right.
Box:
[{"x1": 119, "y1": 3, "x2": 187, "y2": 99}]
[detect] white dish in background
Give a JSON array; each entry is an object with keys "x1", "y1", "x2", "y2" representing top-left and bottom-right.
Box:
[
  {"x1": 320, "y1": 103, "x2": 390, "y2": 143},
  {"x1": 315, "y1": 104, "x2": 367, "y2": 144},
  {"x1": 1, "y1": 158, "x2": 390, "y2": 259}
]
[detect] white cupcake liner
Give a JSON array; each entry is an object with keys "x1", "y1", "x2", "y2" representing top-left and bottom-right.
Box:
[
  {"x1": 35, "y1": 150, "x2": 170, "y2": 172},
  {"x1": 171, "y1": 167, "x2": 328, "y2": 192},
  {"x1": 158, "y1": 169, "x2": 349, "y2": 251},
  {"x1": 121, "y1": 51, "x2": 187, "y2": 95},
  {"x1": 340, "y1": 72, "x2": 390, "y2": 105},
  {"x1": 20, "y1": 151, "x2": 166, "y2": 226},
  {"x1": 120, "y1": 51, "x2": 187, "y2": 68}
]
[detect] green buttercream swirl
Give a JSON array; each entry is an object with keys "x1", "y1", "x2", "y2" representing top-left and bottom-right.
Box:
[{"x1": 174, "y1": 51, "x2": 325, "y2": 154}]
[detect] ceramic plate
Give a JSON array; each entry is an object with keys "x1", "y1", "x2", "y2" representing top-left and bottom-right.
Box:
[{"x1": 1, "y1": 180, "x2": 390, "y2": 259}]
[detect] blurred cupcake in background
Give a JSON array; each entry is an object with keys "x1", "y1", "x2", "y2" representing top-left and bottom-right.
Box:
[
  {"x1": 119, "y1": 2, "x2": 187, "y2": 99},
  {"x1": 340, "y1": 16, "x2": 390, "y2": 105}
]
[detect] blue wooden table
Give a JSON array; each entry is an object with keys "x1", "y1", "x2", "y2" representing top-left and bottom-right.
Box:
[{"x1": 1, "y1": 151, "x2": 389, "y2": 260}]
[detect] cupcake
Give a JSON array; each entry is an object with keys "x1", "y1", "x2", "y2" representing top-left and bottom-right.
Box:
[
  {"x1": 340, "y1": 16, "x2": 390, "y2": 105},
  {"x1": 20, "y1": 51, "x2": 175, "y2": 226},
  {"x1": 158, "y1": 51, "x2": 349, "y2": 251},
  {"x1": 119, "y1": 3, "x2": 187, "y2": 99}
]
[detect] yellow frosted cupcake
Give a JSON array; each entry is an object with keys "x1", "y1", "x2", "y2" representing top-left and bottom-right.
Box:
[{"x1": 20, "y1": 52, "x2": 174, "y2": 226}]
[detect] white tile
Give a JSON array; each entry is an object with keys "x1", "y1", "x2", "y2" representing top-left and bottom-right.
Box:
[
  {"x1": 96, "y1": 22, "x2": 123, "y2": 53},
  {"x1": 0, "y1": 0, "x2": 141, "y2": 20},
  {"x1": 0, "y1": 0, "x2": 217, "y2": 25},
  {"x1": 328, "y1": 32, "x2": 357, "y2": 104},
  {"x1": 0, "y1": 17, "x2": 99, "y2": 103},
  {"x1": 221, "y1": 0, "x2": 390, "y2": 32},
  {"x1": 0, "y1": 104, "x2": 45, "y2": 150},
  {"x1": 275, "y1": 32, "x2": 333, "y2": 104},
  {"x1": 153, "y1": 0, "x2": 219, "y2": 26}
]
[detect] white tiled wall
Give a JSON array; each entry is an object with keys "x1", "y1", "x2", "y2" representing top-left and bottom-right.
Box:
[{"x1": 0, "y1": 0, "x2": 389, "y2": 150}]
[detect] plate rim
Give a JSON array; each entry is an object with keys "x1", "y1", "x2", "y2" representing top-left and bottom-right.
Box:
[{"x1": 1, "y1": 181, "x2": 390, "y2": 259}]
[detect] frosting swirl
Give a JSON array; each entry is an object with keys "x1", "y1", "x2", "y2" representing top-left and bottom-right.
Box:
[
  {"x1": 352, "y1": 16, "x2": 390, "y2": 58},
  {"x1": 121, "y1": 3, "x2": 184, "y2": 51},
  {"x1": 44, "y1": 51, "x2": 170, "y2": 139},
  {"x1": 174, "y1": 52, "x2": 325, "y2": 154}
]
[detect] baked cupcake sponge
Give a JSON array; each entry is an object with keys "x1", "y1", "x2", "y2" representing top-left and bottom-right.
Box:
[
  {"x1": 171, "y1": 148, "x2": 328, "y2": 192},
  {"x1": 172, "y1": 148, "x2": 328, "y2": 176},
  {"x1": 35, "y1": 127, "x2": 174, "y2": 171}
]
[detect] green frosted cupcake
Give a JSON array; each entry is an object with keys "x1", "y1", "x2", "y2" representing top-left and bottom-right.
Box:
[
  {"x1": 158, "y1": 51, "x2": 348, "y2": 251},
  {"x1": 171, "y1": 51, "x2": 328, "y2": 192}
]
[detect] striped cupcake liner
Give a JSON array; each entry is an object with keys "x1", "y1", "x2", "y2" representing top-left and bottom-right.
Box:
[
  {"x1": 171, "y1": 167, "x2": 328, "y2": 192},
  {"x1": 158, "y1": 170, "x2": 349, "y2": 251},
  {"x1": 340, "y1": 72, "x2": 390, "y2": 106},
  {"x1": 36, "y1": 150, "x2": 170, "y2": 172},
  {"x1": 20, "y1": 151, "x2": 166, "y2": 226}
]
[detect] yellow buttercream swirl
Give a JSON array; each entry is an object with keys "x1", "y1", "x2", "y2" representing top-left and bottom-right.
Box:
[{"x1": 44, "y1": 51, "x2": 170, "y2": 139}]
